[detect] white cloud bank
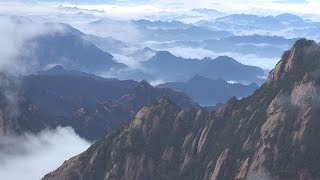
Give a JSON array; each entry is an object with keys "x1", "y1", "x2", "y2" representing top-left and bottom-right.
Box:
[
  {"x1": 61, "y1": 0, "x2": 320, "y2": 19},
  {"x1": 0, "y1": 126, "x2": 91, "y2": 180},
  {"x1": 1, "y1": 0, "x2": 320, "y2": 21},
  {"x1": 0, "y1": 15, "x2": 65, "y2": 74}
]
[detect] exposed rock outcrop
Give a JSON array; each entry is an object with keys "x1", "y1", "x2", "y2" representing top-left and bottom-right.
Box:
[{"x1": 43, "y1": 39, "x2": 320, "y2": 180}]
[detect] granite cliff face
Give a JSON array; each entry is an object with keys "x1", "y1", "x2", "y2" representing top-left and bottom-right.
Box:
[
  {"x1": 67, "y1": 81, "x2": 201, "y2": 140},
  {"x1": 43, "y1": 39, "x2": 320, "y2": 180}
]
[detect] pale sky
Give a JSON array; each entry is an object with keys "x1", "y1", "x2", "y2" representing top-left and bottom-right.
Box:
[
  {"x1": 63, "y1": 0, "x2": 320, "y2": 18},
  {"x1": 0, "y1": 0, "x2": 320, "y2": 20}
]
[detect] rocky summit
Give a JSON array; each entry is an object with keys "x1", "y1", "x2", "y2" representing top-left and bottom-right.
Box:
[{"x1": 43, "y1": 39, "x2": 320, "y2": 180}]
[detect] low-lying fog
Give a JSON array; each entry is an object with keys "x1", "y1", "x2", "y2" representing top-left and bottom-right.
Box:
[{"x1": 0, "y1": 127, "x2": 91, "y2": 180}]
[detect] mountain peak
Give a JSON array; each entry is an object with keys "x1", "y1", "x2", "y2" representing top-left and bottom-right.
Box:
[
  {"x1": 267, "y1": 39, "x2": 319, "y2": 85},
  {"x1": 292, "y1": 38, "x2": 317, "y2": 49},
  {"x1": 47, "y1": 65, "x2": 65, "y2": 72},
  {"x1": 275, "y1": 13, "x2": 303, "y2": 21},
  {"x1": 213, "y1": 56, "x2": 241, "y2": 66},
  {"x1": 139, "y1": 80, "x2": 153, "y2": 89},
  {"x1": 156, "y1": 51, "x2": 174, "y2": 57}
]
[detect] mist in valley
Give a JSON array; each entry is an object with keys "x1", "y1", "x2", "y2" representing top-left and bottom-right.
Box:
[{"x1": 0, "y1": 127, "x2": 90, "y2": 180}]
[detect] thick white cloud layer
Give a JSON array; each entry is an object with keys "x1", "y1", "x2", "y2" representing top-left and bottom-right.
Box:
[
  {"x1": 0, "y1": 127, "x2": 91, "y2": 180},
  {"x1": 0, "y1": 15, "x2": 65, "y2": 74},
  {"x1": 60, "y1": 0, "x2": 320, "y2": 18}
]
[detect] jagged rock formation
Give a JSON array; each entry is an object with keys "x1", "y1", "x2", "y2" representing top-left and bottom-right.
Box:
[
  {"x1": 43, "y1": 39, "x2": 320, "y2": 180},
  {"x1": 68, "y1": 80, "x2": 201, "y2": 140}
]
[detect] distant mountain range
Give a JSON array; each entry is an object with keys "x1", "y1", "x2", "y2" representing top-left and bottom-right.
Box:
[
  {"x1": 83, "y1": 35, "x2": 129, "y2": 54},
  {"x1": 155, "y1": 34, "x2": 298, "y2": 59},
  {"x1": 22, "y1": 23, "x2": 126, "y2": 73},
  {"x1": 142, "y1": 51, "x2": 266, "y2": 84},
  {"x1": 157, "y1": 75, "x2": 258, "y2": 105},
  {"x1": 137, "y1": 25, "x2": 233, "y2": 41},
  {"x1": 2, "y1": 15, "x2": 270, "y2": 85},
  {"x1": 191, "y1": 8, "x2": 225, "y2": 17},
  {"x1": 0, "y1": 66, "x2": 200, "y2": 140},
  {"x1": 132, "y1": 19, "x2": 191, "y2": 29},
  {"x1": 199, "y1": 13, "x2": 320, "y2": 38},
  {"x1": 22, "y1": 66, "x2": 139, "y2": 116},
  {"x1": 0, "y1": 65, "x2": 262, "y2": 140}
]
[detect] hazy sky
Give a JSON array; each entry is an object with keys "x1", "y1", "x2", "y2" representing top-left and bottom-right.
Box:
[{"x1": 0, "y1": 0, "x2": 319, "y2": 17}]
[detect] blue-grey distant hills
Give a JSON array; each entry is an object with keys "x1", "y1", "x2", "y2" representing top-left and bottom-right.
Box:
[
  {"x1": 132, "y1": 19, "x2": 191, "y2": 29},
  {"x1": 157, "y1": 75, "x2": 258, "y2": 105},
  {"x1": 83, "y1": 35, "x2": 129, "y2": 54},
  {"x1": 158, "y1": 34, "x2": 298, "y2": 59},
  {"x1": 142, "y1": 51, "x2": 266, "y2": 84},
  {"x1": 200, "y1": 13, "x2": 320, "y2": 38},
  {"x1": 18, "y1": 66, "x2": 200, "y2": 140},
  {"x1": 23, "y1": 65, "x2": 139, "y2": 116},
  {"x1": 136, "y1": 25, "x2": 233, "y2": 41},
  {"x1": 191, "y1": 8, "x2": 225, "y2": 17},
  {"x1": 202, "y1": 35, "x2": 298, "y2": 58},
  {"x1": 21, "y1": 23, "x2": 126, "y2": 73}
]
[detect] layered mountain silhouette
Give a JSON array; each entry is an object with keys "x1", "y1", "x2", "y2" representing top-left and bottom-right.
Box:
[
  {"x1": 67, "y1": 80, "x2": 200, "y2": 140},
  {"x1": 132, "y1": 19, "x2": 191, "y2": 29},
  {"x1": 157, "y1": 75, "x2": 258, "y2": 105},
  {"x1": 83, "y1": 35, "x2": 129, "y2": 54},
  {"x1": 22, "y1": 66, "x2": 140, "y2": 116},
  {"x1": 159, "y1": 35, "x2": 297, "y2": 59},
  {"x1": 200, "y1": 13, "x2": 320, "y2": 38},
  {"x1": 22, "y1": 23, "x2": 126, "y2": 73},
  {"x1": 142, "y1": 51, "x2": 266, "y2": 84},
  {"x1": 43, "y1": 39, "x2": 320, "y2": 179},
  {"x1": 137, "y1": 25, "x2": 233, "y2": 41},
  {"x1": 0, "y1": 66, "x2": 200, "y2": 140}
]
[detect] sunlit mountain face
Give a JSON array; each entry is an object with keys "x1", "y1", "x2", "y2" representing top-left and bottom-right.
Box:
[{"x1": 0, "y1": 0, "x2": 319, "y2": 180}]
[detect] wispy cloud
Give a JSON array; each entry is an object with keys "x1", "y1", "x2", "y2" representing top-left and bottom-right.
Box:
[
  {"x1": 1, "y1": 0, "x2": 319, "y2": 20},
  {"x1": 0, "y1": 126, "x2": 90, "y2": 180},
  {"x1": 0, "y1": 15, "x2": 65, "y2": 74}
]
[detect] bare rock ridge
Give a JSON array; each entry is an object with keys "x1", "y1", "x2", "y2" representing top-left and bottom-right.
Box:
[
  {"x1": 43, "y1": 39, "x2": 320, "y2": 180},
  {"x1": 267, "y1": 39, "x2": 319, "y2": 85}
]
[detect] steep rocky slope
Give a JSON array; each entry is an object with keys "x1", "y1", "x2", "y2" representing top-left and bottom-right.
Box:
[
  {"x1": 43, "y1": 39, "x2": 320, "y2": 180},
  {"x1": 68, "y1": 81, "x2": 201, "y2": 140}
]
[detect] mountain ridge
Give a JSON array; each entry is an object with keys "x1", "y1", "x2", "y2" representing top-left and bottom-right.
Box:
[
  {"x1": 1, "y1": 66, "x2": 200, "y2": 141},
  {"x1": 157, "y1": 75, "x2": 258, "y2": 105},
  {"x1": 43, "y1": 39, "x2": 320, "y2": 179},
  {"x1": 143, "y1": 51, "x2": 265, "y2": 84}
]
